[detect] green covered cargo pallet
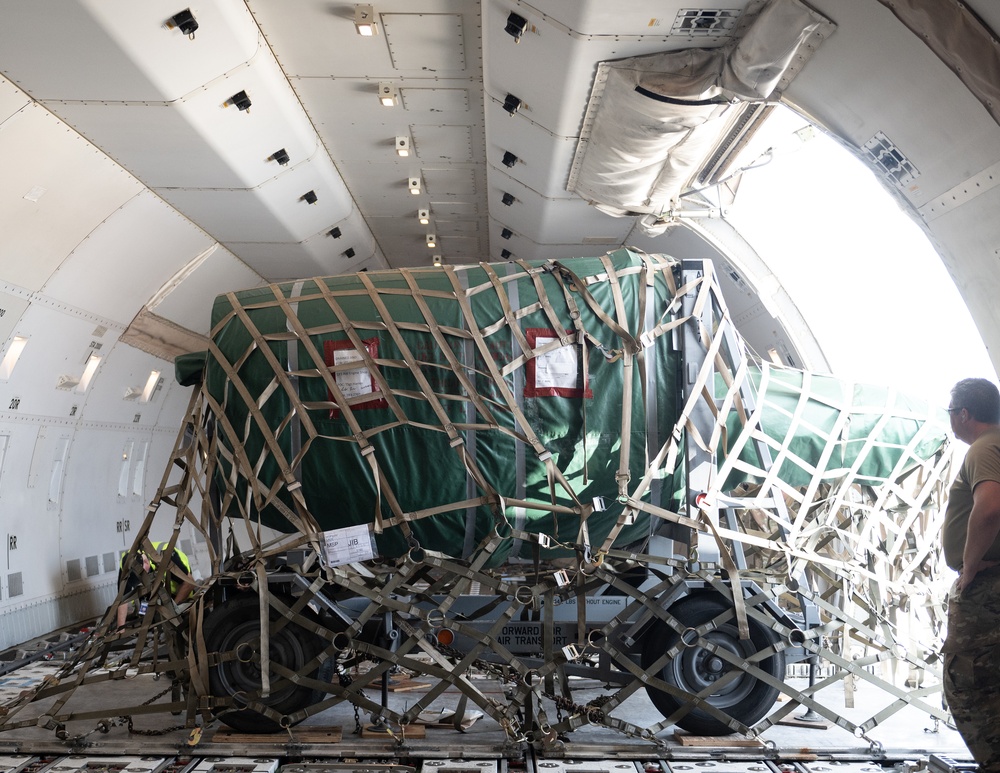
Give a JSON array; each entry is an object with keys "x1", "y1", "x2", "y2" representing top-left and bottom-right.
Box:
[
  {"x1": 182, "y1": 249, "x2": 950, "y2": 567},
  {"x1": 196, "y1": 250, "x2": 681, "y2": 564}
]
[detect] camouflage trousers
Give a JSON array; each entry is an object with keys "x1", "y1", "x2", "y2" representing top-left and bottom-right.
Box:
[{"x1": 944, "y1": 566, "x2": 1000, "y2": 771}]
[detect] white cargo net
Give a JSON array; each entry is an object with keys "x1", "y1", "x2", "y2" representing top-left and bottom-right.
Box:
[{"x1": 0, "y1": 253, "x2": 956, "y2": 752}]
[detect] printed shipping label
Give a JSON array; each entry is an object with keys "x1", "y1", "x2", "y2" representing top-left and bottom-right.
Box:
[
  {"x1": 534, "y1": 336, "x2": 578, "y2": 390},
  {"x1": 323, "y1": 523, "x2": 376, "y2": 566}
]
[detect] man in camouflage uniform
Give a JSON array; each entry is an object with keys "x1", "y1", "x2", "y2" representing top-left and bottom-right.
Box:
[{"x1": 942, "y1": 377, "x2": 1000, "y2": 770}]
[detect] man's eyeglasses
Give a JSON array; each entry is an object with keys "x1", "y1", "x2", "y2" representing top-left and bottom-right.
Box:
[{"x1": 947, "y1": 407, "x2": 966, "y2": 413}]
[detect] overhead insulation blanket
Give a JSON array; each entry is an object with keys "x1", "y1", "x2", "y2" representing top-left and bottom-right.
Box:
[{"x1": 202, "y1": 250, "x2": 682, "y2": 564}]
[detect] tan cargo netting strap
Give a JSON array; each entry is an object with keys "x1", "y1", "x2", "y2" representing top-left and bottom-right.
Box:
[{"x1": 0, "y1": 252, "x2": 957, "y2": 752}]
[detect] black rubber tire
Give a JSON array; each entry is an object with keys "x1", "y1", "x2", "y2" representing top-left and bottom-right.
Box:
[
  {"x1": 641, "y1": 593, "x2": 784, "y2": 735},
  {"x1": 204, "y1": 593, "x2": 325, "y2": 733}
]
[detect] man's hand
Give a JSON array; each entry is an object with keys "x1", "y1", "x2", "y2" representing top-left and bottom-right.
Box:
[
  {"x1": 957, "y1": 564, "x2": 977, "y2": 594},
  {"x1": 958, "y1": 558, "x2": 999, "y2": 594}
]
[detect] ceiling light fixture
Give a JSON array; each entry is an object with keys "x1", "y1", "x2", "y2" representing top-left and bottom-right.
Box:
[
  {"x1": 500, "y1": 228, "x2": 513, "y2": 239},
  {"x1": 502, "y1": 94, "x2": 522, "y2": 116},
  {"x1": 0, "y1": 336, "x2": 28, "y2": 381},
  {"x1": 302, "y1": 190, "x2": 318, "y2": 204},
  {"x1": 230, "y1": 90, "x2": 251, "y2": 112},
  {"x1": 270, "y1": 148, "x2": 290, "y2": 165},
  {"x1": 328, "y1": 227, "x2": 342, "y2": 238},
  {"x1": 354, "y1": 4, "x2": 378, "y2": 36},
  {"x1": 433, "y1": 255, "x2": 443, "y2": 267},
  {"x1": 77, "y1": 353, "x2": 102, "y2": 394},
  {"x1": 501, "y1": 151, "x2": 518, "y2": 168},
  {"x1": 501, "y1": 249, "x2": 512, "y2": 259},
  {"x1": 505, "y1": 12, "x2": 527, "y2": 42},
  {"x1": 408, "y1": 177, "x2": 422, "y2": 195},
  {"x1": 426, "y1": 234, "x2": 437, "y2": 248},
  {"x1": 378, "y1": 82, "x2": 398, "y2": 107},
  {"x1": 344, "y1": 248, "x2": 356, "y2": 258},
  {"x1": 395, "y1": 136, "x2": 410, "y2": 157},
  {"x1": 501, "y1": 192, "x2": 515, "y2": 206},
  {"x1": 169, "y1": 8, "x2": 198, "y2": 38},
  {"x1": 417, "y1": 209, "x2": 430, "y2": 225},
  {"x1": 140, "y1": 370, "x2": 162, "y2": 403}
]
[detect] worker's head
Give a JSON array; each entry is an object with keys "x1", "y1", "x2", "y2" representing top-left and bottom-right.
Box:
[{"x1": 949, "y1": 378, "x2": 1000, "y2": 441}]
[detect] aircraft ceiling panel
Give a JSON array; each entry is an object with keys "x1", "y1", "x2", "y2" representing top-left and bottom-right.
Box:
[
  {"x1": 401, "y1": 87, "x2": 475, "y2": 114},
  {"x1": 424, "y1": 166, "x2": 479, "y2": 197},
  {"x1": 382, "y1": 13, "x2": 467, "y2": 71},
  {"x1": 0, "y1": 103, "x2": 142, "y2": 292},
  {"x1": 523, "y1": 0, "x2": 751, "y2": 37},
  {"x1": 338, "y1": 159, "x2": 483, "y2": 213},
  {"x1": 44, "y1": 56, "x2": 325, "y2": 191},
  {"x1": 0, "y1": 1, "x2": 159, "y2": 102},
  {"x1": 150, "y1": 251, "x2": 263, "y2": 334},
  {"x1": 226, "y1": 221, "x2": 381, "y2": 282},
  {"x1": 434, "y1": 215, "x2": 482, "y2": 235},
  {"x1": 411, "y1": 124, "x2": 476, "y2": 163},
  {"x1": 250, "y1": 0, "x2": 480, "y2": 79},
  {"x1": 41, "y1": 102, "x2": 239, "y2": 189},
  {"x1": 0, "y1": 0, "x2": 258, "y2": 103},
  {"x1": 372, "y1": 220, "x2": 485, "y2": 265},
  {"x1": 485, "y1": 111, "x2": 581, "y2": 198},
  {"x1": 483, "y1": 1, "x2": 703, "y2": 139},
  {"x1": 429, "y1": 199, "x2": 481, "y2": 218},
  {"x1": 39, "y1": 193, "x2": 215, "y2": 326},
  {"x1": 0, "y1": 79, "x2": 30, "y2": 123},
  {"x1": 293, "y1": 78, "x2": 482, "y2": 159},
  {"x1": 786, "y1": 0, "x2": 1000, "y2": 207},
  {"x1": 486, "y1": 175, "x2": 631, "y2": 244},
  {"x1": 158, "y1": 154, "x2": 354, "y2": 242}
]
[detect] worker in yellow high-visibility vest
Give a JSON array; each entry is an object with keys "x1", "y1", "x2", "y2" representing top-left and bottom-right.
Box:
[{"x1": 116, "y1": 541, "x2": 195, "y2": 628}]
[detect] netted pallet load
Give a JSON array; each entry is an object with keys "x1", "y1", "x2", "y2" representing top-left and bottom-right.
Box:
[{"x1": 200, "y1": 248, "x2": 683, "y2": 564}]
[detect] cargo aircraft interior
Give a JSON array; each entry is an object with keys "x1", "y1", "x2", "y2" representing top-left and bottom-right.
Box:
[{"x1": 0, "y1": 0, "x2": 999, "y2": 768}]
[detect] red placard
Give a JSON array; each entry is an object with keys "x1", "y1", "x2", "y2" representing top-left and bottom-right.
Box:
[
  {"x1": 524, "y1": 328, "x2": 593, "y2": 398},
  {"x1": 323, "y1": 338, "x2": 387, "y2": 417}
]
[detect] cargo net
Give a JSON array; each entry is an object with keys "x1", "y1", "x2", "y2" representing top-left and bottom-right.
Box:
[{"x1": 0, "y1": 251, "x2": 956, "y2": 750}]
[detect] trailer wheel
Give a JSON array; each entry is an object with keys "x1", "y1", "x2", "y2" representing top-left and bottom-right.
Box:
[
  {"x1": 641, "y1": 593, "x2": 784, "y2": 735},
  {"x1": 204, "y1": 593, "x2": 325, "y2": 733}
]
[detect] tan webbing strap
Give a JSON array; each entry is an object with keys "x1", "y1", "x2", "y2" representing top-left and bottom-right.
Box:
[
  {"x1": 399, "y1": 268, "x2": 500, "y2": 427},
  {"x1": 256, "y1": 563, "x2": 271, "y2": 696},
  {"x1": 443, "y1": 266, "x2": 583, "y2": 508},
  {"x1": 514, "y1": 259, "x2": 571, "y2": 344},
  {"x1": 483, "y1": 262, "x2": 533, "y2": 359},
  {"x1": 698, "y1": 510, "x2": 749, "y2": 639},
  {"x1": 548, "y1": 268, "x2": 594, "y2": 484},
  {"x1": 358, "y1": 270, "x2": 463, "y2": 448},
  {"x1": 553, "y1": 260, "x2": 640, "y2": 352},
  {"x1": 204, "y1": 386, "x2": 317, "y2": 538},
  {"x1": 216, "y1": 303, "x2": 317, "y2": 532},
  {"x1": 267, "y1": 284, "x2": 392, "y2": 532}
]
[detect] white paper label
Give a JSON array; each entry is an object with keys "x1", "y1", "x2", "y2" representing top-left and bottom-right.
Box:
[
  {"x1": 323, "y1": 524, "x2": 375, "y2": 566},
  {"x1": 334, "y1": 348, "x2": 372, "y2": 400},
  {"x1": 534, "y1": 336, "x2": 578, "y2": 390}
]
